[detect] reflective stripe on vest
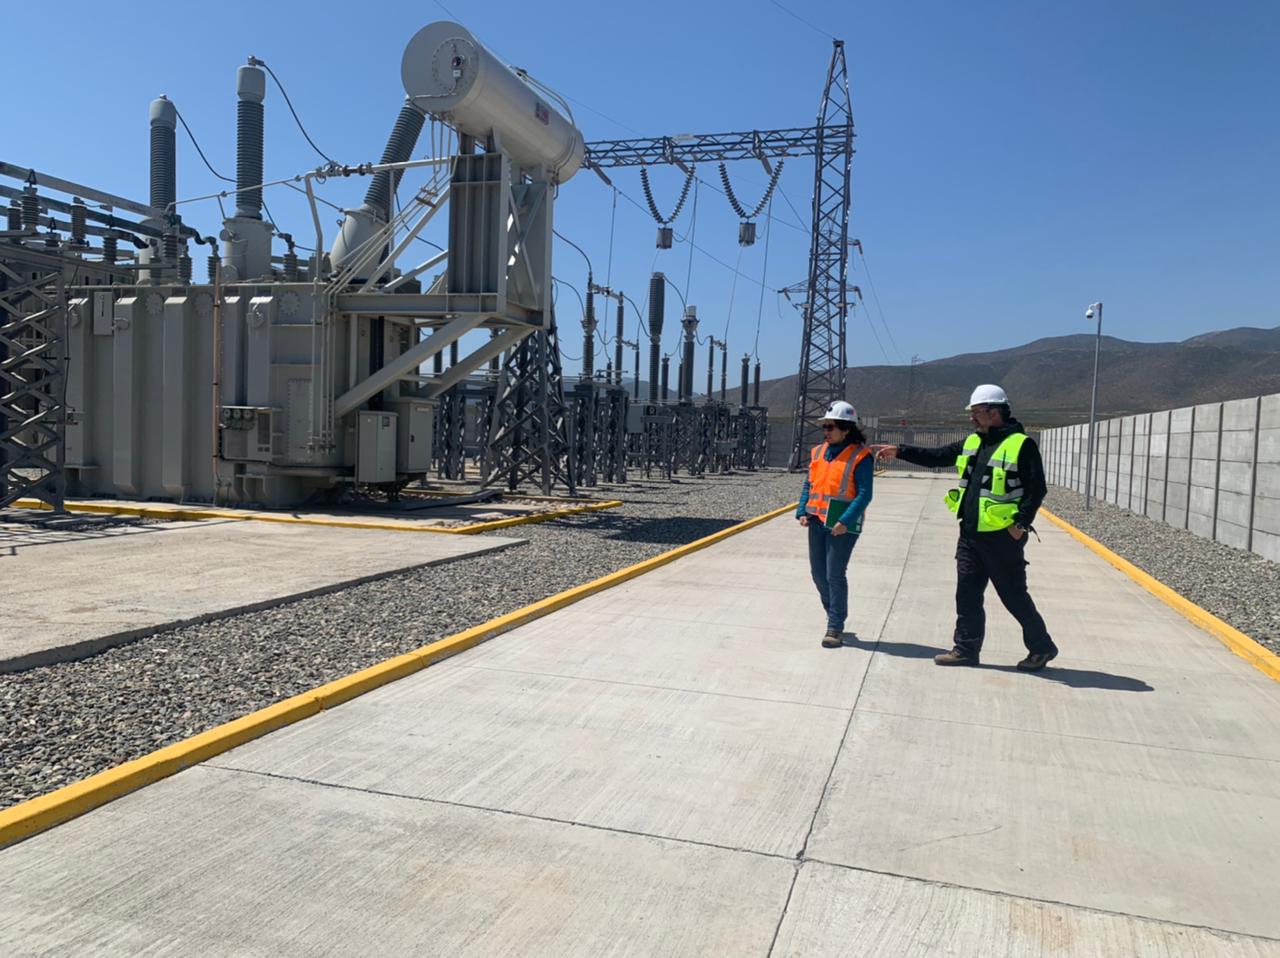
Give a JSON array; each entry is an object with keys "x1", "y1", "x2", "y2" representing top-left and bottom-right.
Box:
[
  {"x1": 944, "y1": 432, "x2": 1029, "y2": 532},
  {"x1": 954, "y1": 433, "x2": 980, "y2": 489},
  {"x1": 807, "y1": 442, "x2": 871, "y2": 528}
]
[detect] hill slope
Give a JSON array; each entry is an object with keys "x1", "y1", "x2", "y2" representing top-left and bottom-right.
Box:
[{"x1": 758, "y1": 326, "x2": 1280, "y2": 427}]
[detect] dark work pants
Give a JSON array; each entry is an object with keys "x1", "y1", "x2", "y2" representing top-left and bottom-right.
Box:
[
  {"x1": 807, "y1": 519, "x2": 859, "y2": 632},
  {"x1": 953, "y1": 532, "x2": 1055, "y2": 656}
]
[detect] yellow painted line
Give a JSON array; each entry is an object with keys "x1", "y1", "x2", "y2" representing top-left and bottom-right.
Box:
[
  {"x1": 1040, "y1": 508, "x2": 1280, "y2": 683},
  {"x1": 0, "y1": 500, "x2": 797, "y2": 850},
  {"x1": 12, "y1": 497, "x2": 621, "y2": 535}
]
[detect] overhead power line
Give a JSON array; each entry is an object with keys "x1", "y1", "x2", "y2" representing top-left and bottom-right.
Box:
[
  {"x1": 173, "y1": 103, "x2": 295, "y2": 246},
  {"x1": 752, "y1": 195, "x2": 775, "y2": 359},
  {"x1": 857, "y1": 247, "x2": 903, "y2": 363},
  {"x1": 610, "y1": 181, "x2": 780, "y2": 294},
  {"x1": 768, "y1": 0, "x2": 836, "y2": 40},
  {"x1": 173, "y1": 107, "x2": 234, "y2": 185},
  {"x1": 254, "y1": 58, "x2": 338, "y2": 166}
]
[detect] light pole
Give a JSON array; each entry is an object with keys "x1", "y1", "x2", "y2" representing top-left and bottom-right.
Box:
[{"x1": 1084, "y1": 301, "x2": 1103, "y2": 510}]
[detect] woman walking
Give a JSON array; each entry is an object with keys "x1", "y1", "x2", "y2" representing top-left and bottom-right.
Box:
[{"x1": 796, "y1": 401, "x2": 875, "y2": 648}]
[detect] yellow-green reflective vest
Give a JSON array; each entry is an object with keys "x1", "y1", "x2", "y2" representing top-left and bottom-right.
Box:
[{"x1": 944, "y1": 432, "x2": 1028, "y2": 532}]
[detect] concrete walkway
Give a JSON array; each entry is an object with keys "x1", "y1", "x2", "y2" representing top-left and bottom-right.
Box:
[{"x1": 2, "y1": 476, "x2": 1279, "y2": 956}]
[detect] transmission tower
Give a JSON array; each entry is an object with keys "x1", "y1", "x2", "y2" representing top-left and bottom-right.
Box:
[
  {"x1": 788, "y1": 41, "x2": 854, "y2": 469},
  {"x1": 581, "y1": 39, "x2": 855, "y2": 472}
]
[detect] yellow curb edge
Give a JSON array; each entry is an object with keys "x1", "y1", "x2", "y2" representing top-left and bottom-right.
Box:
[
  {"x1": 12, "y1": 497, "x2": 622, "y2": 535},
  {"x1": 1040, "y1": 507, "x2": 1280, "y2": 683},
  {"x1": 0, "y1": 500, "x2": 797, "y2": 850}
]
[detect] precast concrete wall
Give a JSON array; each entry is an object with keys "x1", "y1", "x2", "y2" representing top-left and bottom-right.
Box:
[{"x1": 1040, "y1": 394, "x2": 1280, "y2": 563}]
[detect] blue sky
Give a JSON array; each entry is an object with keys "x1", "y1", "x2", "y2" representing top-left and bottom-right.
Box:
[{"x1": 6, "y1": 1, "x2": 1278, "y2": 382}]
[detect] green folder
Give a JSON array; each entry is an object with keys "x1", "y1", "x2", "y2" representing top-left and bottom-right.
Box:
[{"x1": 825, "y1": 499, "x2": 863, "y2": 533}]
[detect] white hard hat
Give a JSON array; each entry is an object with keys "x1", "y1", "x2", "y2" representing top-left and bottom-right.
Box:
[
  {"x1": 820, "y1": 400, "x2": 859, "y2": 424},
  {"x1": 966, "y1": 384, "x2": 1009, "y2": 410}
]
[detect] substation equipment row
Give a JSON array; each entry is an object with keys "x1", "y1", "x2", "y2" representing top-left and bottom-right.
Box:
[
  {"x1": 429, "y1": 264, "x2": 771, "y2": 488},
  {"x1": 1, "y1": 19, "x2": 854, "y2": 511}
]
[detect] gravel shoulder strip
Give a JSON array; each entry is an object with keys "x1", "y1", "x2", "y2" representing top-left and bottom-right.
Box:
[
  {"x1": 1, "y1": 472, "x2": 800, "y2": 810},
  {"x1": 1044, "y1": 486, "x2": 1280, "y2": 657}
]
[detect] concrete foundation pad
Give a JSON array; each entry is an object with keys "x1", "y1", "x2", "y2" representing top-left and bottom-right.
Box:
[
  {"x1": 774, "y1": 863, "x2": 1280, "y2": 957},
  {"x1": 0, "y1": 766, "x2": 794, "y2": 957},
  {"x1": 0, "y1": 518, "x2": 521, "y2": 671}
]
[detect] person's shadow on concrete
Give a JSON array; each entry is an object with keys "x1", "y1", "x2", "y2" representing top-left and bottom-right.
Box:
[{"x1": 838, "y1": 635, "x2": 1153, "y2": 693}]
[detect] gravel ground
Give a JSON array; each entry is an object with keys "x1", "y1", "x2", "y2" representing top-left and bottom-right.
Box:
[
  {"x1": 0, "y1": 471, "x2": 799, "y2": 810},
  {"x1": 1044, "y1": 486, "x2": 1280, "y2": 655}
]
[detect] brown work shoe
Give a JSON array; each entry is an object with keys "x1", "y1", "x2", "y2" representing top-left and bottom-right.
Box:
[
  {"x1": 822, "y1": 629, "x2": 842, "y2": 648},
  {"x1": 934, "y1": 647, "x2": 980, "y2": 666},
  {"x1": 1017, "y1": 648, "x2": 1059, "y2": 672}
]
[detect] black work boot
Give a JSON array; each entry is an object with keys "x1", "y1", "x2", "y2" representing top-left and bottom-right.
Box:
[
  {"x1": 934, "y1": 647, "x2": 980, "y2": 666},
  {"x1": 1017, "y1": 647, "x2": 1059, "y2": 672},
  {"x1": 822, "y1": 628, "x2": 842, "y2": 649}
]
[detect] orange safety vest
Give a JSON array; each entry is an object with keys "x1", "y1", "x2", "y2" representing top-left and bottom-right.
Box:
[{"x1": 806, "y1": 442, "x2": 871, "y2": 527}]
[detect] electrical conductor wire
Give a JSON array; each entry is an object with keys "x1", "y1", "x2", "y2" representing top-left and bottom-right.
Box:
[
  {"x1": 172, "y1": 104, "x2": 295, "y2": 247},
  {"x1": 256, "y1": 59, "x2": 338, "y2": 165},
  {"x1": 753, "y1": 194, "x2": 775, "y2": 359}
]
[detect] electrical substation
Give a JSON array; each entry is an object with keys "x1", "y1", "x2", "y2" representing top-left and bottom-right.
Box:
[
  {"x1": 0, "y1": 20, "x2": 854, "y2": 512},
  {"x1": 4, "y1": 12, "x2": 1280, "y2": 954}
]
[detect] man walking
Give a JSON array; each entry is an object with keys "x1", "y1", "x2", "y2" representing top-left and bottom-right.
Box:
[{"x1": 875, "y1": 385, "x2": 1058, "y2": 670}]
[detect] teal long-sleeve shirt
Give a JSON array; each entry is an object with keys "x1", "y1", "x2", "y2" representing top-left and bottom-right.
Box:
[{"x1": 795, "y1": 444, "x2": 875, "y2": 530}]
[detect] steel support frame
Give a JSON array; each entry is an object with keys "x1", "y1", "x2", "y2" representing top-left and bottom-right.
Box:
[
  {"x1": 568, "y1": 381, "x2": 598, "y2": 488},
  {"x1": 671, "y1": 404, "x2": 712, "y2": 478},
  {"x1": 585, "y1": 127, "x2": 828, "y2": 169},
  {"x1": 434, "y1": 385, "x2": 468, "y2": 480},
  {"x1": 431, "y1": 376, "x2": 502, "y2": 481},
  {"x1": 483, "y1": 313, "x2": 575, "y2": 496},
  {"x1": 565, "y1": 380, "x2": 630, "y2": 488},
  {"x1": 0, "y1": 247, "x2": 72, "y2": 510},
  {"x1": 751, "y1": 408, "x2": 770, "y2": 469},
  {"x1": 711, "y1": 402, "x2": 734, "y2": 473},
  {"x1": 597, "y1": 385, "x2": 628, "y2": 484},
  {"x1": 629, "y1": 406, "x2": 676, "y2": 481},
  {"x1": 731, "y1": 406, "x2": 769, "y2": 471}
]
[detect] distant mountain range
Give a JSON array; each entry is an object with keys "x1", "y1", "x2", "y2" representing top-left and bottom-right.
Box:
[{"x1": 757, "y1": 326, "x2": 1280, "y2": 428}]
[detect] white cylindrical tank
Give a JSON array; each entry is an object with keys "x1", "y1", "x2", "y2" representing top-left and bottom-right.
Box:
[{"x1": 401, "y1": 21, "x2": 585, "y2": 183}]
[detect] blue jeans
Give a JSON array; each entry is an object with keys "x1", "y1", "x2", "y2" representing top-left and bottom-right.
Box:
[{"x1": 807, "y1": 518, "x2": 859, "y2": 632}]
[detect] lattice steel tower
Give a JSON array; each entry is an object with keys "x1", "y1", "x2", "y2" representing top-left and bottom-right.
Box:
[{"x1": 789, "y1": 41, "x2": 854, "y2": 469}]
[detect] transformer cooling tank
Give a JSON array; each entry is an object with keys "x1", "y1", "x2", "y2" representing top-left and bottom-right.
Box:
[{"x1": 401, "y1": 21, "x2": 585, "y2": 183}]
